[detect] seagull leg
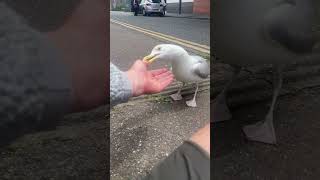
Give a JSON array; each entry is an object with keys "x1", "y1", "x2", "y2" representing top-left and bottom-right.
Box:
[
  {"x1": 186, "y1": 83, "x2": 199, "y2": 107},
  {"x1": 212, "y1": 65, "x2": 241, "y2": 122},
  {"x1": 242, "y1": 66, "x2": 283, "y2": 144},
  {"x1": 170, "y1": 82, "x2": 184, "y2": 101}
]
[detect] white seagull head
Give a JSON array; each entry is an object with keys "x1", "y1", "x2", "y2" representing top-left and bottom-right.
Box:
[{"x1": 143, "y1": 44, "x2": 189, "y2": 64}]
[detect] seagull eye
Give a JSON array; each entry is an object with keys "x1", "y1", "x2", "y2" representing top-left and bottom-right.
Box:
[{"x1": 157, "y1": 47, "x2": 162, "y2": 50}]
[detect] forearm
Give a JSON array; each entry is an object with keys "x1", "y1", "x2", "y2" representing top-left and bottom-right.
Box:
[{"x1": 110, "y1": 63, "x2": 133, "y2": 107}]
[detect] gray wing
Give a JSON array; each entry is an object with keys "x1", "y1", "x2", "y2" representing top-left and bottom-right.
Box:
[{"x1": 191, "y1": 56, "x2": 210, "y2": 79}]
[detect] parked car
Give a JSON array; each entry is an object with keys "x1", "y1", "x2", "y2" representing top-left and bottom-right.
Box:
[{"x1": 138, "y1": 0, "x2": 166, "y2": 16}]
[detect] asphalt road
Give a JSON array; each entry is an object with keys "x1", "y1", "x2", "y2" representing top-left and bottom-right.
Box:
[
  {"x1": 110, "y1": 11, "x2": 210, "y2": 46},
  {"x1": 110, "y1": 14, "x2": 210, "y2": 70},
  {"x1": 111, "y1": 22, "x2": 170, "y2": 71}
]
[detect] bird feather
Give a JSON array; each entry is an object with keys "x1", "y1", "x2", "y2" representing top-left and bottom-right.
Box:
[{"x1": 191, "y1": 55, "x2": 210, "y2": 79}]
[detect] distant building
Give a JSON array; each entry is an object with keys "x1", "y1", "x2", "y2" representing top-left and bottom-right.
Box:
[
  {"x1": 165, "y1": 0, "x2": 210, "y2": 15},
  {"x1": 193, "y1": 0, "x2": 210, "y2": 15}
]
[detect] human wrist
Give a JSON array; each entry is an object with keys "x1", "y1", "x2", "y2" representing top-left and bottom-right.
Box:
[
  {"x1": 125, "y1": 70, "x2": 144, "y2": 97},
  {"x1": 110, "y1": 63, "x2": 133, "y2": 107}
]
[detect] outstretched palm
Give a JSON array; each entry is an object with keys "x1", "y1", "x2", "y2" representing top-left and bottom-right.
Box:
[{"x1": 126, "y1": 60, "x2": 174, "y2": 96}]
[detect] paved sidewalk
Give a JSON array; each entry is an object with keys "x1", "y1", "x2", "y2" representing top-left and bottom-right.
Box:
[{"x1": 165, "y1": 12, "x2": 210, "y2": 19}]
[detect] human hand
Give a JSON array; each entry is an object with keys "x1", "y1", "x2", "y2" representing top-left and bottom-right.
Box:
[{"x1": 125, "y1": 60, "x2": 174, "y2": 97}]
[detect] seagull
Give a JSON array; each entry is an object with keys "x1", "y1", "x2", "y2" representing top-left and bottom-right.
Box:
[
  {"x1": 213, "y1": 0, "x2": 317, "y2": 144},
  {"x1": 143, "y1": 44, "x2": 210, "y2": 107}
]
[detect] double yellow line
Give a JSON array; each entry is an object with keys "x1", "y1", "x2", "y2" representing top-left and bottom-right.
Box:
[{"x1": 110, "y1": 19, "x2": 210, "y2": 55}]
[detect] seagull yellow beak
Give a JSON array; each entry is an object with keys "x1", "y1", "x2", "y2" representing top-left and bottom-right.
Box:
[{"x1": 142, "y1": 53, "x2": 159, "y2": 64}]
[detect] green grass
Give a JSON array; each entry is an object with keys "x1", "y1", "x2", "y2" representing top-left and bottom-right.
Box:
[{"x1": 147, "y1": 94, "x2": 172, "y2": 103}]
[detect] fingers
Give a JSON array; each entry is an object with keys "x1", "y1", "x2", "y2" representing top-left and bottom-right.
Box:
[
  {"x1": 157, "y1": 72, "x2": 174, "y2": 84},
  {"x1": 153, "y1": 69, "x2": 174, "y2": 90},
  {"x1": 153, "y1": 70, "x2": 173, "y2": 80},
  {"x1": 150, "y1": 68, "x2": 169, "y2": 76},
  {"x1": 145, "y1": 73, "x2": 173, "y2": 93},
  {"x1": 151, "y1": 67, "x2": 172, "y2": 79},
  {"x1": 159, "y1": 75, "x2": 174, "y2": 89}
]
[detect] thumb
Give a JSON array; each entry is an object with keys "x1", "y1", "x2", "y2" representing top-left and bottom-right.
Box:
[
  {"x1": 132, "y1": 60, "x2": 148, "y2": 71},
  {"x1": 137, "y1": 59, "x2": 149, "y2": 67}
]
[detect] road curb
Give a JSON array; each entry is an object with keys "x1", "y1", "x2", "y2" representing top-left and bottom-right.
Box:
[
  {"x1": 165, "y1": 15, "x2": 210, "y2": 20},
  {"x1": 130, "y1": 77, "x2": 210, "y2": 102}
]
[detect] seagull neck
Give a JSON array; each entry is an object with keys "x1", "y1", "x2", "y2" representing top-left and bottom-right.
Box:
[{"x1": 171, "y1": 53, "x2": 189, "y2": 65}]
